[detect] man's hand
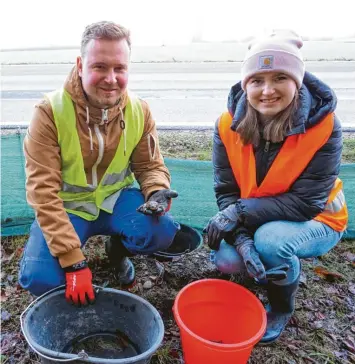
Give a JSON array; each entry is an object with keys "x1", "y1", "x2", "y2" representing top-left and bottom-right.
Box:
[
  {"x1": 65, "y1": 261, "x2": 95, "y2": 306},
  {"x1": 137, "y1": 189, "x2": 178, "y2": 216},
  {"x1": 203, "y1": 204, "x2": 241, "y2": 250}
]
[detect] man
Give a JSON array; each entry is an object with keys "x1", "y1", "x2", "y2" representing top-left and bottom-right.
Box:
[{"x1": 19, "y1": 21, "x2": 180, "y2": 306}]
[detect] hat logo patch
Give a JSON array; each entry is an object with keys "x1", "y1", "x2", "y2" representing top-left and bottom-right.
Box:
[{"x1": 259, "y1": 55, "x2": 274, "y2": 69}]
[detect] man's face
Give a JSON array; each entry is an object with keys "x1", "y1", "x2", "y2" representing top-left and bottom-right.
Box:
[{"x1": 77, "y1": 38, "x2": 130, "y2": 109}]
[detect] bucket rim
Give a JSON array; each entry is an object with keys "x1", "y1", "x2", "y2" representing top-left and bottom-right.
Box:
[
  {"x1": 153, "y1": 239, "x2": 203, "y2": 260},
  {"x1": 153, "y1": 223, "x2": 203, "y2": 260},
  {"x1": 21, "y1": 287, "x2": 165, "y2": 363},
  {"x1": 173, "y1": 278, "x2": 267, "y2": 350}
]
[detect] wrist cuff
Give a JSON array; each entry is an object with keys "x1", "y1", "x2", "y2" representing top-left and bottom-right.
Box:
[{"x1": 64, "y1": 260, "x2": 88, "y2": 272}]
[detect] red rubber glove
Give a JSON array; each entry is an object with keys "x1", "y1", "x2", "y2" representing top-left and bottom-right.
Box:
[{"x1": 65, "y1": 267, "x2": 95, "y2": 306}]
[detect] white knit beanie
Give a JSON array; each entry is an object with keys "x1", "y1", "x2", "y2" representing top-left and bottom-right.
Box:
[{"x1": 241, "y1": 30, "x2": 305, "y2": 90}]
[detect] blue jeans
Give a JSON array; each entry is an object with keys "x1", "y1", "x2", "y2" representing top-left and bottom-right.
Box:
[
  {"x1": 212, "y1": 220, "x2": 343, "y2": 285},
  {"x1": 19, "y1": 188, "x2": 180, "y2": 296}
]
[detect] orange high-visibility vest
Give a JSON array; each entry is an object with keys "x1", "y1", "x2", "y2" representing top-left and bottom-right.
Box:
[{"x1": 218, "y1": 112, "x2": 348, "y2": 232}]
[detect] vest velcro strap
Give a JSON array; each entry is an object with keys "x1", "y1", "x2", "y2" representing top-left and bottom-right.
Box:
[
  {"x1": 324, "y1": 189, "x2": 345, "y2": 213},
  {"x1": 101, "y1": 165, "x2": 132, "y2": 186},
  {"x1": 62, "y1": 182, "x2": 96, "y2": 193},
  {"x1": 63, "y1": 201, "x2": 99, "y2": 215},
  {"x1": 101, "y1": 189, "x2": 123, "y2": 211}
]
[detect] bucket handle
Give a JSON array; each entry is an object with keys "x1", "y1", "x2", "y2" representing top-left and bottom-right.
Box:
[{"x1": 20, "y1": 284, "x2": 105, "y2": 362}]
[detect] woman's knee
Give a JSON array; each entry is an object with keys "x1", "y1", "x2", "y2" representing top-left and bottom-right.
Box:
[
  {"x1": 254, "y1": 222, "x2": 294, "y2": 262},
  {"x1": 213, "y1": 241, "x2": 245, "y2": 274}
]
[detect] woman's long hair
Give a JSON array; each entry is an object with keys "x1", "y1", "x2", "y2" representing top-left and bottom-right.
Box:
[{"x1": 235, "y1": 90, "x2": 299, "y2": 146}]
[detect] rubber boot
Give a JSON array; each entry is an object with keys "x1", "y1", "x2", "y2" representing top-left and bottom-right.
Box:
[
  {"x1": 260, "y1": 273, "x2": 300, "y2": 344},
  {"x1": 105, "y1": 236, "x2": 135, "y2": 286}
]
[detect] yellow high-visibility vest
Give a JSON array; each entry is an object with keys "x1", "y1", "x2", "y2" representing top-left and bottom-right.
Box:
[{"x1": 46, "y1": 88, "x2": 144, "y2": 220}]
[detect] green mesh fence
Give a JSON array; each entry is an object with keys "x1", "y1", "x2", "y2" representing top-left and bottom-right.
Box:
[
  {"x1": 1, "y1": 132, "x2": 35, "y2": 236},
  {"x1": 1, "y1": 133, "x2": 354, "y2": 238}
]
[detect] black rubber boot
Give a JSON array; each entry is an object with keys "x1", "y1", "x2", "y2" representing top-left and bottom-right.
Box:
[
  {"x1": 105, "y1": 236, "x2": 135, "y2": 286},
  {"x1": 260, "y1": 273, "x2": 300, "y2": 344}
]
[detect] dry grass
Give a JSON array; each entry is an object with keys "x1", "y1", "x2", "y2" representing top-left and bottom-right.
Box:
[{"x1": 158, "y1": 130, "x2": 355, "y2": 163}]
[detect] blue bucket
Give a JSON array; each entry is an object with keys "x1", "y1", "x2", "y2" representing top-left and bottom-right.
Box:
[{"x1": 21, "y1": 286, "x2": 164, "y2": 363}]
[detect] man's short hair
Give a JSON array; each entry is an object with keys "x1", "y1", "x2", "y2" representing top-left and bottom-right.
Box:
[{"x1": 81, "y1": 21, "x2": 131, "y2": 56}]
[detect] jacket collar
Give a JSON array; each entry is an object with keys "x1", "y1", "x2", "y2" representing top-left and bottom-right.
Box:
[{"x1": 227, "y1": 71, "x2": 337, "y2": 135}]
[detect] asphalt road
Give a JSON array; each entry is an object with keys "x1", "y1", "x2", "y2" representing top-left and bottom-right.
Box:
[{"x1": 1, "y1": 61, "x2": 354, "y2": 128}]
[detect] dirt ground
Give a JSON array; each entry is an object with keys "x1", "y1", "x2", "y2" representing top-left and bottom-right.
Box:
[
  {"x1": 1, "y1": 235, "x2": 355, "y2": 364},
  {"x1": 1, "y1": 130, "x2": 355, "y2": 363}
]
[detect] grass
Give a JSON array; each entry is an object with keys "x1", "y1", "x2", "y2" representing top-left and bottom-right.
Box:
[
  {"x1": 158, "y1": 130, "x2": 213, "y2": 160},
  {"x1": 342, "y1": 138, "x2": 355, "y2": 163},
  {"x1": 159, "y1": 131, "x2": 355, "y2": 163}
]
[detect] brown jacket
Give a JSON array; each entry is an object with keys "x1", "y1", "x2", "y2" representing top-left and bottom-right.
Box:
[{"x1": 24, "y1": 66, "x2": 170, "y2": 268}]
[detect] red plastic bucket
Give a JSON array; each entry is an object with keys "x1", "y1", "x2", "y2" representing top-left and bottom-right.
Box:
[{"x1": 173, "y1": 279, "x2": 266, "y2": 364}]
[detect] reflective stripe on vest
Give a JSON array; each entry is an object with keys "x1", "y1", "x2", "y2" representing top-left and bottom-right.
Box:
[
  {"x1": 46, "y1": 88, "x2": 144, "y2": 221},
  {"x1": 218, "y1": 112, "x2": 348, "y2": 232},
  {"x1": 62, "y1": 163, "x2": 132, "y2": 192}
]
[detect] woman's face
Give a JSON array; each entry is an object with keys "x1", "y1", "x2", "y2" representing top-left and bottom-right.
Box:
[{"x1": 246, "y1": 72, "x2": 297, "y2": 121}]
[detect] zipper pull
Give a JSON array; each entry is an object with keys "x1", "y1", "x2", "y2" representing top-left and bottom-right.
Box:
[
  {"x1": 264, "y1": 141, "x2": 270, "y2": 152},
  {"x1": 102, "y1": 109, "x2": 108, "y2": 123},
  {"x1": 102, "y1": 109, "x2": 109, "y2": 135}
]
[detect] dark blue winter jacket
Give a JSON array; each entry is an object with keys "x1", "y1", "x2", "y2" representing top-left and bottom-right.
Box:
[{"x1": 213, "y1": 71, "x2": 343, "y2": 231}]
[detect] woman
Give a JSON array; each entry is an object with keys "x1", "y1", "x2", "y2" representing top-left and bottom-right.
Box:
[{"x1": 204, "y1": 30, "x2": 348, "y2": 344}]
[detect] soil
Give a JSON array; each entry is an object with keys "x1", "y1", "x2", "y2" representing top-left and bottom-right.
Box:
[{"x1": 2, "y1": 234, "x2": 354, "y2": 364}]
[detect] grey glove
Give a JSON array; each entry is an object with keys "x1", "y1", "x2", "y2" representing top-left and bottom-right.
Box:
[
  {"x1": 234, "y1": 228, "x2": 290, "y2": 281},
  {"x1": 264, "y1": 264, "x2": 289, "y2": 281},
  {"x1": 203, "y1": 204, "x2": 241, "y2": 250},
  {"x1": 234, "y1": 227, "x2": 266, "y2": 280},
  {"x1": 137, "y1": 189, "x2": 178, "y2": 216}
]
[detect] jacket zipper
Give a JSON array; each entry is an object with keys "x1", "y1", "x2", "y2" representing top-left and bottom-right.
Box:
[
  {"x1": 90, "y1": 117, "x2": 106, "y2": 187},
  {"x1": 258, "y1": 140, "x2": 270, "y2": 185},
  {"x1": 264, "y1": 141, "x2": 270, "y2": 152},
  {"x1": 102, "y1": 109, "x2": 109, "y2": 135}
]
